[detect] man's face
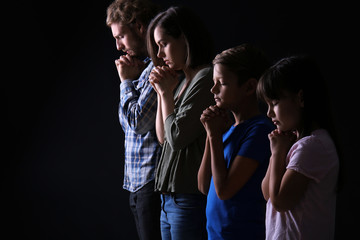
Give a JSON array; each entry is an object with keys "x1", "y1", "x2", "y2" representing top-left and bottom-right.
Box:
[{"x1": 110, "y1": 22, "x2": 146, "y2": 57}]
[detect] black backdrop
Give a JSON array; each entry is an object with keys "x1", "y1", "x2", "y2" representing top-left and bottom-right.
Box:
[{"x1": 4, "y1": 0, "x2": 359, "y2": 239}]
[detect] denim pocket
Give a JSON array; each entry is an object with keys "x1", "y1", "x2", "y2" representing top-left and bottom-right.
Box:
[{"x1": 172, "y1": 194, "x2": 206, "y2": 210}]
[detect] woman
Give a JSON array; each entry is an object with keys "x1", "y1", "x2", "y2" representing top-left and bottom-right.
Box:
[{"x1": 147, "y1": 6, "x2": 214, "y2": 240}]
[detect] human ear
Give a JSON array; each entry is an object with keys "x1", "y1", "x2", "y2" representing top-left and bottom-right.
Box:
[
  {"x1": 297, "y1": 89, "x2": 304, "y2": 107},
  {"x1": 245, "y1": 78, "x2": 258, "y2": 95},
  {"x1": 135, "y1": 21, "x2": 146, "y2": 36}
]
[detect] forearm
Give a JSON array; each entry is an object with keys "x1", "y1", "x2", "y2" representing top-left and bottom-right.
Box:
[
  {"x1": 155, "y1": 94, "x2": 165, "y2": 144},
  {"x1": 269, "y1": 153, "x2": 287, "y2": 207},
  {"x1": 208, "y1": 134, "x2": 229, "y2": 199},
  {"x1": 262, "y1": 157, "x2": 272, "y2": 201},
  {"x1": 198, "y1": 137, "x2": 212, "y2": 195},
  {"x1": 160, "y1": 92, "x2": 175, "y2": 124}
]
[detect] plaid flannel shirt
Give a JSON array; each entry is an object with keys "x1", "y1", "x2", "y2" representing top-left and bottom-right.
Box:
[{"x1": 119, "y1": 59, "x2": 161, "y2": 192}]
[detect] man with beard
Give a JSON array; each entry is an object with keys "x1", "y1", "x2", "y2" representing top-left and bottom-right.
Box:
[{"x1": 106, "y1": 1, "x2": 161, "y2": 239}]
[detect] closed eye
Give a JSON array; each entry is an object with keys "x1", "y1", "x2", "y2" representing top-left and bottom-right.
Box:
[{"x1": 272, "y1": 100, "x2": 279, "y2": 106}]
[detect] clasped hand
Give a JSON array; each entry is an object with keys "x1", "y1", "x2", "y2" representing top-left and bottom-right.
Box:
[
  {"x1": 200, "y1": 105, "x2": 230, "y2": 137},
  {"x1": 115, "y1": 54, "x2": 146, "y2": 82},
  {"x1": 149, "y1": 66, "x2": 178, "y2": 95},
  {"x1": 268, "y1": 129, "x2": 297, "y2": 157}
]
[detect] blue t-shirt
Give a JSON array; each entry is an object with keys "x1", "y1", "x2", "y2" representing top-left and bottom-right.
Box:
[{"x1": 206, "y1": 114, "x2": 275, "y2": 240}]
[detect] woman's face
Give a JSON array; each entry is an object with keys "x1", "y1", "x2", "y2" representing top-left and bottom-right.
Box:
[{"x1": 153, "y1": 26, "x2": 187, "y2": 70}]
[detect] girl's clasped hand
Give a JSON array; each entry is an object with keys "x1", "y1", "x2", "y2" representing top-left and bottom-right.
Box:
[{"x1": 268, "y1": 129, "x2": 297, "y2": 157}]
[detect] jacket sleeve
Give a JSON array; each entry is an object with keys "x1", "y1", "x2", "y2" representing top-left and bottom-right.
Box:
[{"x1": 164, "y1": 69, "x2": 214, "y2": 151}]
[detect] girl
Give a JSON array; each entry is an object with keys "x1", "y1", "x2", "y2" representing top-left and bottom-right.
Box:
[
  {"x1": 257, "y1": 56, "x2": 340, "y2": 239},
  {"x1": 198, "y1": 44, "x2": 274, "y2": 239},
  {"x1": 147, "y1": 6, "x2": 214, "y2": 240}
]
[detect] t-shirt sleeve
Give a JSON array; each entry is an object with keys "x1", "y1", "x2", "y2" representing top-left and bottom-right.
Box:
[
  {"x1": 286, "y1": 137, "x2": 337, "y2": 183},
  {"x1": 237, "y1": 124, "x2": 273, "y2": 164}
]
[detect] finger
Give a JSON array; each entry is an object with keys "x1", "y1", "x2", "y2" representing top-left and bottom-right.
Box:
[
  {"x1": 115, "y1": 59, "x2": 126, "y2": 68},
  {"x1": 156, "y1": 66, "x2": 173, "y2": 76},
  {"x1": 156, "y1": 66, "x2": 169, "y2": 76},
  {"x1": 203, "y1": 108, "x2": 216, "y2": 118},
  {"x1": 149, "y1": 74, "x2": 159, "y2": 83},
  {"x1": 201, "y1": 110, "x2": 212, "y2": 117},
  {"x1": 269, "y1": 130, "x2": 277, "y2": 137},
  {"x1": 150, "y1": 71, "x2": 162, "y2": 80},
  {"x1": 208, "y1": 105, "x2": 220, "y2": 115},
  {"x1": 151, "y1": 67, "x2": 163, "y2": 76},
  {"x1": 149, "y1": 80, "x2": 156, "y2": 89},
  {"x1": 268, "y1": 133, "x2": 274, "y2": 140},
  {"x1": 161, "y1": 65, "x2": 176, "y2": 74},
  {"x1": 202, "y1": 107, "x2": 214, "y2": 115},
  {"x1": 151, "y1": 78, "x2": 159, "y2": 84},
  {"x1": 119, "y1": 55, "x2": 131, "y2": 65},
  {"x1": 200, "y1": 115, "x2": 211, "y2": 123}
]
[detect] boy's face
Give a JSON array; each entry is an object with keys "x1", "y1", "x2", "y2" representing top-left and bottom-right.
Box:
[
  {"x1": 265, "y1": 91, "x2": 304, "y2": 132},
  {"x1": 110, "y1": 22, "x2": 147, "y2": 57},
  {"x1": 211, "y1": 64, "x2": 246, "y2": 110}
]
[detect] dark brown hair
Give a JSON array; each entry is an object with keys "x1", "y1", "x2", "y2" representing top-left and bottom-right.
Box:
[
  {"x1": 257, "y1": 55, "x2": 343, "y2": 191},
  {"x1": 213, "y1": 43, "x2": 270, "y2": 85},
  {"x1": 257, "y1": 55, "x2": 334, "y2": 139},
  {"x1": 146, "y1": 6, "x2": 214, "y2": 67}
]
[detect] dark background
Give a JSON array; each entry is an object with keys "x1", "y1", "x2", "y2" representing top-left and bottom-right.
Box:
[{"x1": 4, "y1": 0, "x2": 359, "y2": 239}]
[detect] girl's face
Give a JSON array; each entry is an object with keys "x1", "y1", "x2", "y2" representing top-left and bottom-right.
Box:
[
  {"x1": 153, "y1": 26, "x2": 187, "y2": 70},
  {"x1": 266, "y1": 91, "x2": 304, "y2": 132},
  {"x1": 211, "y1": 64, "x2": 246, "y2": 110}
]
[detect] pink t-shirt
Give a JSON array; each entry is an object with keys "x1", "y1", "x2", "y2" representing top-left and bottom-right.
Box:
[{"x1": 266, "y1": 129, "x2": 339, "y2": 240}]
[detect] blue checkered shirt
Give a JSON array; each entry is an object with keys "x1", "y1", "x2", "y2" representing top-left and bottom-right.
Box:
[{"x1": 119, "y1": 59, "x2": 161, "y2": 192}]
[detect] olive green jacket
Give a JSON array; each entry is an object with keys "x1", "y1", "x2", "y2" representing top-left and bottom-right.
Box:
[{"x1": 155, "y1": 66, "x2": 215, "y2": 194}]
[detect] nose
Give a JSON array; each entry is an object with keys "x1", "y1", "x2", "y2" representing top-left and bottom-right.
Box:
[
  {"x1": 267, "y1": 106, "x2": 274, "y2": 118},
  {"x1": 211, "y1": 82, "x2": 219, "y2": 94},
  {"x1": 116, "y1": 39, "x2": 124, "y2": 51},
  {"x1": 157, "y1": 47, "x2": 164, "y2": 58}
]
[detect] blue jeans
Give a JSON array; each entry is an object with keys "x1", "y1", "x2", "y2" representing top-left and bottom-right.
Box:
[{"x1": 160, "y1": 193, "x2": 207, "y2": 240}]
